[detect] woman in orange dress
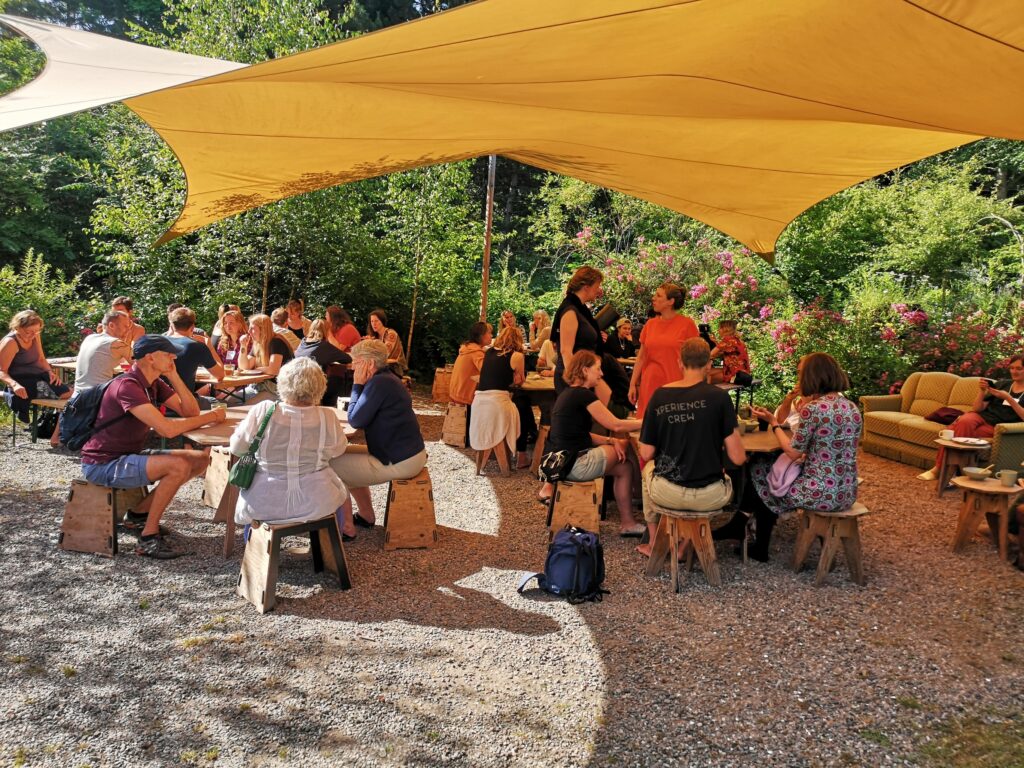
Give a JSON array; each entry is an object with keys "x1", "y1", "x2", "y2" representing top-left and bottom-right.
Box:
[{"x1": 628, "y1": 283, "x2": 699, "y2": 417}]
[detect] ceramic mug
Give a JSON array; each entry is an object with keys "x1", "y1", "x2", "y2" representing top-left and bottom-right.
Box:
[
  {"x1": 999, "y1": 469, "x2": 1018, "y2": 487},
  {"x1": 939, "y1": 429, "x2": 954, "y2": 440}
]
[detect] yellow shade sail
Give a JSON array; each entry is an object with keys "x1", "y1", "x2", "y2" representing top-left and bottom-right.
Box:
[{"x1": 9, "y1": 1, "x2": 1024, "y2": 253}]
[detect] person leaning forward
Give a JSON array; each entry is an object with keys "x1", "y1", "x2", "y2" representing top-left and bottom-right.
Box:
[
  {"x1": 635, "y1": 337, "x2": 746, "y2": 557},
  {"x1": 79, "y1": 335, "x2": 227, "y2": 559}
]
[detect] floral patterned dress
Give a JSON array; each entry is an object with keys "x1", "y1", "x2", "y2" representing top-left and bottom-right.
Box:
[{"x1": 750, "y1": 392, "x2": 861, "y2": 515}]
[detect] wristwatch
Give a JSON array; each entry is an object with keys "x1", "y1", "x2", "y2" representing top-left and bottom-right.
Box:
[{"x1": 772, "y1": 424, "x2": 783, "y2": 432}]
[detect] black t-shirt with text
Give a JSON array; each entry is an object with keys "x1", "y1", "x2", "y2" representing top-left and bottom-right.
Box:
[{"x1": 639, "y1": 382, "x2": 737, "y2": 488}]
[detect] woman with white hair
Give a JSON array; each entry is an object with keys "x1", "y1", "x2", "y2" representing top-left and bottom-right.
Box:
[
  {"x1": 330, "y1": 339, "x2": 426, "y2": 539},
  {"x1": 229, "y1": 357, "x2": 349, "y2": 527}
]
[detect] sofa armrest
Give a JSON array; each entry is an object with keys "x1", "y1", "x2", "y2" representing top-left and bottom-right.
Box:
[
  {"x1": 991, "y1": 423, "x2": 1024, "y2": 472},
  {"x1": 859, "y1": 394, "x2": 902, "y2": 413}
]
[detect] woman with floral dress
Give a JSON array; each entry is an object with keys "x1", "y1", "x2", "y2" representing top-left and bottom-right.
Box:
[{"x1": 717, "y1": 352, "x2": 860, "y2": 562}]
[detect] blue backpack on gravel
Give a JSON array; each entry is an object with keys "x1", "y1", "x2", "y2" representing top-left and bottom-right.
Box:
[{"x1": 517, "y1": 526, "x2": 608, "y2": 604}]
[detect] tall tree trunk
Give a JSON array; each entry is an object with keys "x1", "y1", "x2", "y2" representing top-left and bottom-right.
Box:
[{"x1": 407, "y1": 172, "x2": 431, "y2": 367}]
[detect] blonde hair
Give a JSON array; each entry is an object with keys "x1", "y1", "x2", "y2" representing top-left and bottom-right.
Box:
[
  {"x1": 533, "y1": 310, "x2": 550, "y2": 331},
  {"x1": 306, "y1": 318, "x2": 327, "y2": 344},
  {"x1": 247, "y1": 313, "x2": 283, "y2": 367},
  {"x1": 217, "y1": 310, "x2": 245, "y2": 354},
  {"x1": 492, "y1": 326, "x2": 524, "y2": 355},
  {"x1": 9, "y1": 309, "x2": 43, "y2": 332}
]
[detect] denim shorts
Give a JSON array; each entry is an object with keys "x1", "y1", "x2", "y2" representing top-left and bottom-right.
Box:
[
  {"x1": 566, "y1": 446, "x2": 608, "y2": 482},
  {"x1": 82, "y1": 454, "x2": 151, "y2": 489}
]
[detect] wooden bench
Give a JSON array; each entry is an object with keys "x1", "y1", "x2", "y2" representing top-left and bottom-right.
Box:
[
  {"x1": 236, "y1": 515, "x2": 351, "y2": 613},
  {"x1": 59, "y1": 479, "x2": 148, "y2": 557},
  {"x1": 792, "y1": 502, "x2": 870, "y2": 585},
  {"x1": 382, "y1": 468, "x2": 438, "y2": 550},
  {"x1": 547, "y1": 479, "x2": 604, "y2": 538},
  {"x1": 29, "y1": 398, "x2": 67, "y2": 443},
  {"x1": 645, "y1": 503, "x2": 730, "y2": 590}
]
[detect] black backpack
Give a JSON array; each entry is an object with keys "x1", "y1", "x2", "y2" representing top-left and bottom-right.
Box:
[
  {"x1": 517, "y1": 526, "x2": 608, "y2": 604},
  {"x1": 59, "y1": 379, "x2": 134, "y2": 450}
]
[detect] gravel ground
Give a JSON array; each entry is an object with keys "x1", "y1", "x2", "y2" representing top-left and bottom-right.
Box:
[{"x1": 1, "y1": 392, "x2": 1022, "y2": 767}]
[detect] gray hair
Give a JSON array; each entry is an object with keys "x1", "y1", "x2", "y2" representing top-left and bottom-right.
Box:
[
  {"x1": 276, "y1": 357, "x2": 326, "y2": 406},
  {"x1": 351, "y1": 339, "x2": 388, "y2": 371},
  {"x1": 103, "y1": 310, "x2": 127, "y2": 327}
]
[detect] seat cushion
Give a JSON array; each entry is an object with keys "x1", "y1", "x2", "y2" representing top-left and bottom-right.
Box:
[
  {"x1": 898, "y1": 416, "x2": 945, "y2": 448},
  {"x1": 863, "y1": 410, "x2": 917, "y2": 438},
  {"x1": 908, "y1": 372, "x2": 958, "y2": 416},
  {"x1": 949, "y1": 377, "x2": 982, "y2": 412}
]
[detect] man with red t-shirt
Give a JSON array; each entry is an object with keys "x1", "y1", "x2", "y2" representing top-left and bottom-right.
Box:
[{"x1": 80, "y1": 335, "x2": 226, "y2": 559}]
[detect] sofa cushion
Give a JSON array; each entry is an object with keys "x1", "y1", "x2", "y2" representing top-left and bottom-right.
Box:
[
  {"x1": 863, "y1": 410, "x2": 917, "y2": 438},
  {"x1": 908, "y1": 372, "x2": 958, "y2": 416},
  {"x1": 949, "y1": 377, "x2": 982, "y2": 412},
  {"x1": 898, "y1": 416, "x2": 945, "y2": 448}
]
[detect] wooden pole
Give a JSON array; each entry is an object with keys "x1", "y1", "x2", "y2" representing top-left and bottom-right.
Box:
[{"x1": 479, "y1": 154, "x2": 497, "y2": 322}]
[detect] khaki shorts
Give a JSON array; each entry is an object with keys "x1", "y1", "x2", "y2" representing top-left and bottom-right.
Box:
[
  {"x1": 641, "y1": 461, "x2": 733, "y2": 524},
  {"x1": 566, "y1": 446, "x2": 608, "y2": 482},
  {"x1": 329, "y1": 445, "x2": 428, "y2": 489}
]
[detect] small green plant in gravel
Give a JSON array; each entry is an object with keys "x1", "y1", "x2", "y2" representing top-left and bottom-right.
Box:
[
  {"x1": 61, "y1": 665, "x2": 77, "y2": 677},
  {"x1": 180, "y1": 749, "x2": 199, "y2": 764},
  {"x1": 897, "y1": 696, "x2": 923, "y2": 711},
  {"x1": 200, "y1": 616, "x2": 227, "y2": 632},
  {"x1": 860, "y1": 728, "x2": 892, "y2": 747},
  {"x1": 238, "y1": 703, "x2": 252, "y2": 713},
  {"x1": 277, "y1": 746, "x2": 288, "y2": 759},
  {"x1": 180, "y1": 636, "x2": 213, "y2": 650},
  {"x1": 7, "y1": 654, "x2": 28, "y2": 663},
  {"x1": 918, "y1": 713, "x2": 1024, "y2": 767},
  {"x1": 204, "y1": 747, "x2": 219, "y2": 762},
  {"x1": 13, "y1": 746, "x2": 27, "y2": 766},
  {"x1": 138, "y1": 599, "x2": 150, "y2": 610}
]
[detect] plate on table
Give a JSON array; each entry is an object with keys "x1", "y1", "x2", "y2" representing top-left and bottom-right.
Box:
[{"x1": 951, "y1": 437, "x2": 989, "y2": 446}]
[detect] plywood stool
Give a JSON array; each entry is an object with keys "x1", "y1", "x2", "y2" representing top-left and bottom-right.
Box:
[
  {"x1": 476, "y1": 440, "x2": 511, "y2": 477},
  {"x1": 950, "y1": 476, "x2": 1020, "y2": 561},
  {"x1": 382, "y1": 468, "x2": 438, "y2": 550},
  {"x1": 202, "y1": 447, "x2": 241, "y2": 558},
  {"x1": 792, "y1": 502, "x2": 870, "y2": 586},
  {"x1": 236, "y1": 515, "x2": 352, "y2": 614},
  {"x1": 530, "y1": 425, "x2": 550, "y2": 475},
  {"x1": 548, "y1": 479, "x2": 604, "y2": 537},
  {"x1": 442, "y1": 402, "x2": 468, "y2": 448},
  {"x1": 644, "y1": 504, "x2": 724, "y2": 590},
  {"x1": 59, "y1": 479, "x2": 148, "y2": 557}
]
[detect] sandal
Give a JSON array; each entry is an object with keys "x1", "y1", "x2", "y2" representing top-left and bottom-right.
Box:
[
  {"x1": 619, "y1": 525, "x2": 645, "y2": 538},
  {"x1": 353, "y1": 513, "x2": 375, "y2": 528},
  {"x1": 536, "y1": 494, "x2": 552, "y2": 506}
]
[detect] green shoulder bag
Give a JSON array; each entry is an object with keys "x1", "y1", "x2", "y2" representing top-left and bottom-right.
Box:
[{"x1": 228, "y1": 402, "x2": 276, "y2": 490}]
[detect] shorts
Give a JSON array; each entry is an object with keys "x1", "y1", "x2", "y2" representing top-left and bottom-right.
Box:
[
  {"x1": 82, "y1": 454, "x2": 150, "y2": 489},
  {"x1": 641, "y1": 462, "x2": 733, "y2": 523},
  {"x1": 567, "y1": 446, "x2": 608, "y2": 482}
]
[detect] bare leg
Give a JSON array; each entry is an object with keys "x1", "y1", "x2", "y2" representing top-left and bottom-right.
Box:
[
  {"x1": 538, "y1": 481, "x2": 553, "y2": 501},
  {"x1": 139, "y1": 451, "x2": 209, "y2": 536},
  {"x1": 608, "y1": 455, "x2": 642, "y2": 531},
  {"x1": 337, "y1": 498, "x2": 355, "y2": 538},
  {"x1": 350, "y1": 486, "x2": 374, "y2": 524},
  {"x1": 635, "y1": 522, "x2": 658, "y2": 557}
]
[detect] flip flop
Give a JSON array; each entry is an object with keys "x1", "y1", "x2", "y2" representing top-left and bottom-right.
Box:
[
  {"x1": 619, "y1": 526, "x2": 645, "y2": 538},
  {"x1": 342, "y1": 532, "x2": 356, "y2": 542},
  {"x1": 353, "y1": 513, "x2": 375, "y2": 528}
]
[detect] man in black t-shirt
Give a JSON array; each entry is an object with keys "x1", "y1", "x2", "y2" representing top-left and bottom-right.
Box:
[
  {"x1": 166, "y1": 307, "x2": 224, "y2": 407},
  {"x1": 636, "y1": 338, "x2": 746, "y2": 555}
]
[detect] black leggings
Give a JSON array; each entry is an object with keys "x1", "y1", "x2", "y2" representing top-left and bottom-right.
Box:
[
  {"x1": 741, "y1": 473, "x2": 778, "y2": 545},
  {"x1": 513, "y1": 391, "x2": 536, "y2": 452}
]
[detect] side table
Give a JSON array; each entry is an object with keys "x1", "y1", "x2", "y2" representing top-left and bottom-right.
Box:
[
  {"x1": 934, "y1": 438, "x2": 988, "y2": 498},
  {"x1": 949, "y1": 475, "x2": 1021, "y2": 561}
]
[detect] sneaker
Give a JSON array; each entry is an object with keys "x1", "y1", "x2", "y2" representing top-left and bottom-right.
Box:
[
  {"x1": 121, "y1": 512, "x2": 170, "y2": 537},
  {"x1": 135, "y1": 534, "x2": 185, "y2": 560}
]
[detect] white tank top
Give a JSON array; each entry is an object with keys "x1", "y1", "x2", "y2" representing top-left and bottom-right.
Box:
[{"x1": 75, "y1": 333, "x2": 123, "y2": 390}]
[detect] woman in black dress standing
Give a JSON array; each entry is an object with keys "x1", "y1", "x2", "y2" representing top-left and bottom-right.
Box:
[{"x1": 550, "y1": 266, "x2": 611, "y2": 404}]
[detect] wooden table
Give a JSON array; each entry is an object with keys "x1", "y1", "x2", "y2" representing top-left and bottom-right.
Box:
[
  {"x1": 196, "y1": 368, "x2": 273, "y2": 403},
  {"x1": 520, "y1": 373, "x2": 557, "y2": 426},
  {"x1": 48, "y1": 357, "x2": 78, "y2": 386},
  {"x1": 934, "y1": 438, "x2": 990, "y2": 498},
  {"x1": 950, "y1": 475, "x2": 1021, "y2": 562},
  {"x1": 184, "y1": 403, "x2": 355, "y2": 557}
]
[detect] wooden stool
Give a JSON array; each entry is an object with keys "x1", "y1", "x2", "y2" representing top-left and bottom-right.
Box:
[
  {"x1": 950, "y1": 476, "x2": 1020, "y2": 561},
  {"x1": 645, "y1": 505, "x2": 724, "y2": 590},
  {"x1": 236, "y1": 515, "x2": 352, "y2": 613},
  {"x1": 792, "y1": 502, "x2": 869, "y2": 585},
  {"x1": 529, "y1": 425, "x2": 550, "y2": 475},
  {"x1": 202, "y1": 447, "x2": 241, "y2": 558},
  {"x1": 431, "y1": 367, "x2": 452, "y2": 404},
  {"x1": 59, "y1": 479, "x2": 149, "y2": 557},
  {"x1": 442, "y1": 402, "x2": 468, "y2": 448},
  {"x1": 548, "y1": 479, "x2": 604, "y2": 537},
  {"x1": 382, "y1": 468, "x2": 438, "y2": 550},
  {"x1": 476, "y1": 441, "x2": 511, "y2": 476}
]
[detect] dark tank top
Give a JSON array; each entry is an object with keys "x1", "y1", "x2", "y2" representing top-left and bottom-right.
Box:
[{"x1": 477, "y1": 348, "x2": 514, "y2": 391}]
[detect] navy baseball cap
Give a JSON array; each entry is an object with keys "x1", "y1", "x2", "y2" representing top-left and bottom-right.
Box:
[{"x1": 133, "y1": 334, "x2": 178, "y2": 358}]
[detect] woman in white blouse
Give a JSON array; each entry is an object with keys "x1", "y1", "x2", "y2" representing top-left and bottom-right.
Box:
[{"x1": 229, "y1": 357, "x2": 350, "y2": 530}]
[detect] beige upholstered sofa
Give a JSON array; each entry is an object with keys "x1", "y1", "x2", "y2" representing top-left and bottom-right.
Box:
[{"x1": 860, "y1": 371, "x2": 1024, "y2": 471}]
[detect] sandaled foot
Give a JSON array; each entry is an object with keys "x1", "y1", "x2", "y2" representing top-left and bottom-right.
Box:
[
  {"x1": 353, "y1": 513, "x2": 375, "y2": 528},
  {"x1": 619, "y1": 524, "x2": 645, "y2": 538},
  {"x1": 918, "y1": 469, "x2": 937, "y2": 481}
]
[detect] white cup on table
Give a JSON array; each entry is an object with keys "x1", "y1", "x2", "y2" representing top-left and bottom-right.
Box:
[{"x1": 939, "y1": 429, "x2": 954, "y2": 441}]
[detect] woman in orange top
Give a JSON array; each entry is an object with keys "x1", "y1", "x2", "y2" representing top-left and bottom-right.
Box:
[{"x1": 628, "y1": 283, "x2": 699, "y2": 417}]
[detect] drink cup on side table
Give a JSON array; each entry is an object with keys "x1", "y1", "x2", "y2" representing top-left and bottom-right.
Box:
[
  {"x1": 224, "y1": 363, "x2": 236, "y2": 375},
  {"x1": 998, "y1": 469, "x2": 1018, "y2": 487},
  {"x1": 939, "y1": 429, "x2": 954, "y2": 441}
]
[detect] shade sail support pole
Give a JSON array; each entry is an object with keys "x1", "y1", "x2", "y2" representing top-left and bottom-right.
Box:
[{"x1": 479, "y1": 154, "x2": 497, "y2": 322}]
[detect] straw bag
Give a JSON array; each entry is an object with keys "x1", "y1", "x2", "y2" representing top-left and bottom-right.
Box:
[{"x1": 228, "y1": 403, "x2": 276, "y2": 490}]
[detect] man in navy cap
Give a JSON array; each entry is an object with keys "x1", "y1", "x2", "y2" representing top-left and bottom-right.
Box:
[{"x1": 80, "y1": 335, "x2": 227, "y2": 559}]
